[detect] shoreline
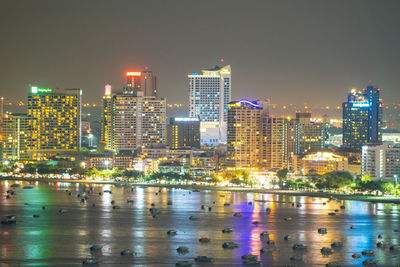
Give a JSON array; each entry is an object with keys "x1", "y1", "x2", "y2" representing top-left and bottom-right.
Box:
[{"x1": 2, "y1": 176, "x2": 400, "y2": 204}]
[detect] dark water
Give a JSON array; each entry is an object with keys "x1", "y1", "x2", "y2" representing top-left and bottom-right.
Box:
[{"x1": 0, "y1": 180, "x2": 400, "y2": 266}]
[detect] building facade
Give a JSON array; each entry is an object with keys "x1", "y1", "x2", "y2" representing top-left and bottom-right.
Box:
[
  {"x1": 166, "y1": 117, "x2": 200, "y2": 149},
  {"x1": 361, "y1": 143, "x2": 400, "y2": 180},
  {"x1": 293, "y1": 112, "x2": 327, "y2": 154},
  {"x1": 262, "y1": 117, "x2": 288, "y2": 171},
  {"x1": 1, "y1": 113, "x2": 29, "y2": 161},
  {"x1": 343, "y1": 86, "x2": 382, "y2": 150},
  {"x1": 226, "y1": 100, "x2": 262, "y2": 169},
  {"x1": 293, "y1": 152, "x2": 348, "y2": 175},
  {"x1": 27, "y1": 86, "x2": 81, "y2": 159},
  {"x1": 188, "y1": 65, "x2": 231, "y2": 145}
]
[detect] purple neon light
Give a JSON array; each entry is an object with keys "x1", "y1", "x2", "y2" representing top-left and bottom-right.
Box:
[{"x1": 238, "y1": 99, "x2": 260, "y2": 107}]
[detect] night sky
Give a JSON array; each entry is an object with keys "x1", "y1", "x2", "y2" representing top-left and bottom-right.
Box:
[{"x1": 1, "y1": 0, "x2": 400, "y2": 107}]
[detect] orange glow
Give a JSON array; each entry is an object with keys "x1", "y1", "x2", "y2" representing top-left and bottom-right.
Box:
[
  {"x1": 126, "y1": 71, "x2": 142, "y2": 77},
  {"x1": 105, "y1": 84, "x2": 111, "y2": 96}
]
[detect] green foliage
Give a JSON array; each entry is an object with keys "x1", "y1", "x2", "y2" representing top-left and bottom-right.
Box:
[
  {"x1": 315, "y1": 171, "x2": 354, "y2": 189},
  {"x1": 277, "y1": 168, "x2": 288, "y2": 180}
]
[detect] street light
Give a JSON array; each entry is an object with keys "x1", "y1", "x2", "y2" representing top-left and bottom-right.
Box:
[
  {"x1": 104, "y1": 160, "x2": 110, "y2": 169},
  {"x1": 80, "y1": 162, "x2": 86, "y2": 169}
]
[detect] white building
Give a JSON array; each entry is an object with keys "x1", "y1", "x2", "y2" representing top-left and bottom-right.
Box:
[
  {"x1": 188, "y1": 65, "x2": 231, "y2": 145},
  {"x1": 361, "y1": 143, "x2": 400, "y2": 180}
]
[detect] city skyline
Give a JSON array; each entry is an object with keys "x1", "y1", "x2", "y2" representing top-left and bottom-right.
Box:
[{"x1": 1, "y1": 1, "x2": 400, "y2": 106}]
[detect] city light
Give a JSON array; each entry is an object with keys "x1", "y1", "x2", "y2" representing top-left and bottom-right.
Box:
[{"x1": 126, "y1": 71, "x2": 142, "y2": 77}]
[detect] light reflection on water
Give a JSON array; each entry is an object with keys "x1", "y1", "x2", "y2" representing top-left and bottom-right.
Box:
[{"x1": 1, "y1": 180, "x2": 400, "y2": 266}]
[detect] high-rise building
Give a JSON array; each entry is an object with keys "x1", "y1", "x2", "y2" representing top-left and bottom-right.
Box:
[
  {"x1": 188, "y1": 65, "x2": 231, "y2": 145},
  {"x1": 226, "y1": 100, "x2": 262, "y2": 169},
  {"x1": 166, "y1": 117, "x2": 200, "y2": 149},
  {"x1": 27, "y1": 86, "x2": 81, "y2": 159},
  {"x1": 293, "y1": 112, "x2": 328, "y2": 154},
  {"x1": 361, "y1": 143, "x2": 400, "y2": 180},
  {"x1": 1, "y1": 113, "x2": 28, "y2": 161},
  {"x1": 262, "y1": 117, "x2": 288, "y2": 170},
  {"x1": 142, "y1": 70, "x2": 157, "y2": 97},
  {"x1": 101, "y1": 72, "x2": 166, "y2": 152},
  {"x1": 343, "y1": 85, "x2": 382, "y2": 150}
]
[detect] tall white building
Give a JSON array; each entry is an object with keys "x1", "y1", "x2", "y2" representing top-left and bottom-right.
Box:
[
  {"x1": 188, "y1": 65, "x2": 231, "y2": 145},
  {"x1": 361, "y1": 143, "x2": 400, "y2": 180}
]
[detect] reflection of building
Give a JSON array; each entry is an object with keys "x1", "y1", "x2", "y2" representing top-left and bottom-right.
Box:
[
  {"x1": 227, "y1": 100, "x2": 262, "y2": 169},
  {"x1": 166, "y1": 117, "x2": 200, "y2": 149},
  {"x1": 293, "y1": 152, "x2": 348, "y2": 175},
  {"x1": 1, "y1": 113, "x2": 29, "y2": 161},
  {"x1": 361, "y1": 143, "x2": 400, "y2": 180},
  {"x1": 343, "y1": 85, "x2": 382, "y2": 149},
  {"x1": 27, "y1": 86, "x2": 81, "y2": 159},
  {"x1": 101, "y1": 75, "x2": 166, "y2": 151},
  {"x1": 188, "y1": 65, "x2": 231, "y2": 145}
]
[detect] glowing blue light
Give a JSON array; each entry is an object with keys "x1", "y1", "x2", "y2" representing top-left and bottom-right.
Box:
[
  {"x1": 352, "y1": 103, "x2": 370, "y2": 107},
  {"x1": 238, "y1": 100, "x2": 260, "y2": 108},
  {"x1": 191, "y1": 73, "x2": 198, "y2": 75}
]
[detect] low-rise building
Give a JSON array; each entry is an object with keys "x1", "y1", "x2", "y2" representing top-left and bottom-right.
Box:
[{"x1": 294, "y1": 152, "x2": 348, "y2": 175}]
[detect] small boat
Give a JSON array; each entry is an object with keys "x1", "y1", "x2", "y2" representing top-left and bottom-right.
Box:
[
  {"x1": 260, "y1": 246, "x2": 274, "y2": 253},
  {"x1": 290, "y1": 255, "x2": 303, "y2": 261},
  {"x1": 334, "y1": 209, "x2": 339, "y2": 212},
  {"x1": 260, "y1": 231, "x2": 269, "y2": 237},
  {"x1": 284, "y1": 217, "x2": 292, "y2": 221},
  {"x1": 252, "y1": 221, "x2": 259, "y2": 225},
  {"x1": 23, "y1": 185, "x2": 34, "y2": 189},
  {"x1": 111, "y1": 200, "x2": 115, "y2": 205},
  {"x1": 328, "y1": 212, "x2": 336, "y2": 216},
  {"x1": 297, "y1": 203, "x2": 302, "y2": 207},
  {"x1": 233, "y1": 213, "x2": 243, "y2": 217},
  {"x1": 33, "y1": 214, "x2": 40, "y2": 218},
  {"x1": 1, "y1": 215, "x2": 16, "y2": 224},
  {"x1": 361, "y1": 250, "x2": 375, "y2": 256},
  {"x1": 331, "y1": 242, "x2": 343, "y2": 248},
  {"x1": 292, "y1": 244, "x2": 307, "y2": 250},
  {"x1": 340, "y1": 205, "x2": 345, "y2": 209},
  {"x1": 177, "y1": 246, "x2": 189, "y2": 254},
  {"x1": 266, "y1": 208, "x2": 271, "y2": 214},
  {"x1": 199, "y1": 237, "x2": 211, "y2": 243},
  {"x1": 59, "y1": 209, "x2": 68, "y2": 214},
  {"x1": 167, "y1": 230, "x2": 177, "y2": 235},
  {"x1": 189, "y1": 216, "x2": 199, "y2": 220},
  {"x1": 220, "y1": 195, "x2": 225, "y2": 197},
  {"x1": 326, "y1": 262, "x2": 341, "y2": 267},
  {"x1": 112, "y1": 205, "x2": 120, "y2": 209},
  {"x1": 248, "y1": 201, "x2": 253, "y2": 205},
  {"x1": 201, "y1": 205, "x2": 205, "y2": 209},
  {"x1": 318, "y1": 228, "x2": 327, "y2": 234},
  {"x1": 208, "y1": 207, "x2": 212, "y2": 211},
  {"x1": 192, "y1": 189, "x2": 200, "y2": 192},
  {"x1": 376, "y1": 241, "x2": 386, "y2": 248},
  {"x1": 266, "y1": 240, "x2": 275, "y2": 245},
  {"x1": 10, "y1": 184, "x2": 20, "y2": 188},
  {"x1": 120, "y1": 249, "x2": 135, "y2": 256},
  {"x1": 104, "y1": 190, "x2": 112, "y2": 193},
  {"x1": 242, "y1": 255, "x2": 257, "y2": 260},
  {"x1": 127, "y1": 199, "x2": 134, "y2": 203},
  {"x1": 224, "y1": 203, "x2": 230, "y2": 206},
  {"x1": 175, "y1": 261, "x2": 192, "y2": 267},
  {"x1": 352, "y1": 253, "x2": 361, "y2": 259},
  {"x1": 377, "y1": 234, "x2": 383, "y2": 238},
  {"x1": 362, "y1": 259, "x2": 378, "y2": 266},
  {"x1": 321, "y1": 247, "x2": 333, "y2": 255},
  {"x1": 222, "y1": 228, "x2": 233, "y2": 233},
  {"x1": 194, "y1": 256, "x2": 212, "y2": 262},
  {"x1": 284, "y1": 235, "x2": 292, "y2": 241},
  {"x1": 42, "y1": 206, "x2": 46, "y2": 210},
  {"x1": 222, "y1": 242, "x2": 239, "y2": 249},
  {"x1": 243, "y1": 259, "x2": 261, "y2": 265},
  {"x1": 390, "y1": 245, "x2": 399, "y2": 251},
  {"x1": 90, "y1": 245, "x2": 102, "y2": 251},
  {"x1": 168, "y1": 200, "x2": 173, "y2": 205},
  {"x1": 350, "y1": 225, "x2": 355, "y2": 229},
  {"x1": 82, "y1": 258, "x2": 98, "y2": 265}
]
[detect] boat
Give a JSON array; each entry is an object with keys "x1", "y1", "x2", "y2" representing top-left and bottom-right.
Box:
[
  {"x1": 243, "y1": 259, "x2": 261, "y2": 265},
  {"x1": 1, "y1": 215, "x2": 16, "y2": 224},
  {"x1": 350, "y1": 225, "x2": 355, "y2": 229},
  {"x1": 199, "y1": 237, "x2": 211, "y2": 243},
  {"x1": 362, "y1": 259, "x2": 378, "y2": 265},
  {"x1": 189, "y1": 216, "x2": 199, "y2": 220},
  {"x1": 340, "y1": 205, "x2": 345, "y2": 209},
  {"x1": 126, "y1": 199, "x2": 134, "y2": 203},
  {"x1": 248, "y1": 201, "x2": 253, "y2": 205},
  {"x1": 58, "y1": 209, "x2": 68, "y2": 214},
  {"x1": 260, "y1": 231, "x2": 269, "y2": 237},
  {"x1": 177, "y1": 246, "x2": 189, "y2": 254},
  {"x1": 242, "y1": 255, "x2": 257, "y2": 260},
  {"x1": 222, "y1": 242, "x2": 239, "y2": 249},
  {"x1": 318, "y1": 228, "x2": 327, "y2": 234},
  {"x1": 284, "y1": 235, "x2": 292, "y2": 240},
  {"x1": 266, "y1": 208, "x2": 271, "y2": 214},
  {"x1": 390, "y1": 245, "x2": 399, "y2": 251},
  {"x1": 361, "y1": 250, "x2": 375, "y2": 256},
  {"x1": 33, "y1": 214, "x2": 40, "y2": 218},
  {"x1": 252, "y1": 221, "x2": 260, "y2": 225},
  {"x1": 292, "y1": 244, "x2": 307, "y2": 250},
  {"x1": 326, "y1": 262, "x2": 341, "y2": 267},
  {"x1": 224, "y1": 203, "x2": 230, "y2": 206},
  {"x1": 233, "y1": 213, "x2": 243, "y2": 217},
  {"x1": 331, "y1": 242, "x2": 343, "y2": 248},
  {"x1": 82, "y1": 258, "x2": 98, "y2": 265},
  {"x1": 266, "y1": 240, "x2": 275, "y2": 245},
  {"x1": 120, "y1": 249, "x2": 135, "y2": 256},
  {"x1": 175, "y1": 261, "x2": 192, "y2": 267},
  {"x1": 284, "y1": 217, "x2": 292, "y2": 221},
  {"x1": 352, "y1": 253, "x2": 361, "y2": 259},
  {"x1": 168, "y1": 200, "x2": 173, "y2": 205},
  {"x1": 112, "y1": 205, "x2": 120, "y2": 209},
  {"x1": 321, "y1": 247, "x2": 333, "y2": 255},
  {"x1": 222, "y1": 228, "x2": 233, "y2": 233},
  {"x1": 10, "y1": 184, "x2": 20, "y2": 188},
  {"x1": 167, "y1": 230, "x2": 177, "y2": 235},
  {"x1": 104, "y1": 190, "x2": 112, "y2": 193},
  {"x1": 260, "y1": 246, "x2": 274, "y2": 253},
  {"x1": 328, "y1": 212, "x2": 336, "y2": 216},
  {"x1": 23, "y1": 185, "x2": 34, "y2": 189},
  {"x1": 89, "y1": 245, "x2": 102, "y2": 251},
  {"x1": 297, "y1": 203, "x2": 302, "y2": 207},
  {"x1": 376, "y1": 241, "x2": 386, "y2": 248},
  {"x1": 194, "y1": 256, "x2": 212, "y2": 262},
  {"x1": 290, "y1": 255, "x2": 303, "y2": 261}
]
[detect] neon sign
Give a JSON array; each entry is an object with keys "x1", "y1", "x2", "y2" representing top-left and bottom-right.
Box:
[
  {"x1": 31, "y1": 87, "x2": 52, "y2": 94},
  {"x1": 238, "y1": 100, "x2": 260, "y2": 108},
  {"x1": 126, "y1": 71, "x2": 142, "y2": 77},
  {"x1": 352, "y1": 103, "x2": 370, "y2": 107}
]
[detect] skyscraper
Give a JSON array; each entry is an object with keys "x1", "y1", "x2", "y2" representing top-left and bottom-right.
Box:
[
  {"x1": 1, "y1": 113, "x2": 28, "y2": 161},
  {"x1": 342, "y1": 85, "x2": 382, "y2": 149},
  {"x1": 27, "y1": 86, "x2": 81, "y2": 159},
  {"x1": 227, "y1": 100, "x2": 262, "y2": 169},
  {"x1": 188, "y1": 65, "x2": 231, "y2": 145},
  {"x1": 142, "y1": 70, "x2": 157, "y2": 97},
  {"x1": 166, "y1": 117, "x2": 200, "y2": 149},
  {"x1": 262, "y1": 117, "x2": 288, "y2": 170}
]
